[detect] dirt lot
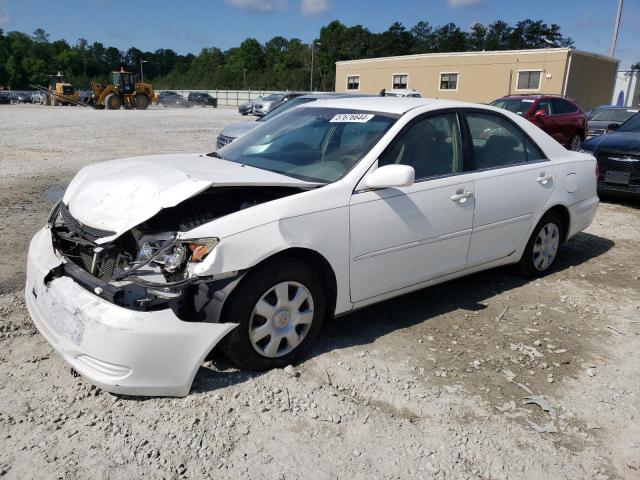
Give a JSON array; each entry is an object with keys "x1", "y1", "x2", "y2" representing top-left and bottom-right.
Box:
[{"x1": 0, "y1": 104, "x2": 639, "y2": 480}]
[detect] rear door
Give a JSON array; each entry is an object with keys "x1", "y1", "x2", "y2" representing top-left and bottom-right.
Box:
[
  {"x1": 532, "y1": 99, "x2": 561, "y2": 142},
  {"x1": 463, "y1": 110, "x2": 556, "y2": 266}
]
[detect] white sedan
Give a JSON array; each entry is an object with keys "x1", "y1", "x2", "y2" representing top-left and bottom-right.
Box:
[{"x1": 25, "y1": 97, "x2": 599, "y2": 396}]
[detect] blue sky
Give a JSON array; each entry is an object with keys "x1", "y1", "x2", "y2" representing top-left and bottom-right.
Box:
[{"x1": 0, "y1": 0, "x2": 638, "y2": 68}]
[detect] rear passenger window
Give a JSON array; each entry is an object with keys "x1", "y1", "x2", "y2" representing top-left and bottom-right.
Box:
[
  {"x1": 466, "y1": 112, "x2": 546, "y2": 170},
  {"x1": 378, "y1": 113, "x2": 463, "y2": 180},
  {"x1": 551, "y1": 98, "x2": 578, "y2": 114}
]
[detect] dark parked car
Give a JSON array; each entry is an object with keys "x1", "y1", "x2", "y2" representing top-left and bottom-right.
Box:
[
  {"x1": 14, "y1": 92, "x2": 32, "y2": 104},
  {"x1": 187, "y1": 92, "x2": 217, "y2": 107},
  {"x1": 581, "y1": 112, "x2": 640, "y2": 197},
  {"x1": 0, "y1": 92, "x2": 11, "y2": 104},
  {"x1": 157, "y1": 91, "x2": 190, "y2": 108},
  {"x1": 238, "y1": 99, "x2": 258, "y2": 115},
  {"x1": 586, "y1": 106, "x2": 638, "y2": 140},
  {"x1": 490, "y1": 94, "x2": 587, "y2": 150}
]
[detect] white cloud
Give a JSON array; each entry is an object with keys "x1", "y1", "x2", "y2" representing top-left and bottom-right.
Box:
[
  {"x1": 446, "y1": 0, "x2": 486, "y2": 7},
  {"x1": 300, "y1": 0, "x2": 330, "y2": 16},
  {"x1": 224, "y1": 0, "x2": 287, "y2": 14},
  {"x1": 0, "y1": 1, "x2": 11, "y2": 26}
]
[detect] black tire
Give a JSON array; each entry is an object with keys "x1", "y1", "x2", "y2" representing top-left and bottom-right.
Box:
[
  {"x1": 220, "y1": 259, "x2": 326, "y2": 371},
  {"x1": 518, "y1": 211, "x2": 564, "y2": 278},
  {"x1": 134, "y1": 93, "x2": 149, "y2": 110},
  {"x1": 104, "y1": 93, "x2": 122, "y2": 110},
  {"x1": 568, "y1": 133, "x2": 582, "y2": 151}
]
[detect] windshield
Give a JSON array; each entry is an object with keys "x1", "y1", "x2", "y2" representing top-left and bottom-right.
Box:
[
  {"x1": 262, "y1": 94, "x2": 283, "y2": 101},
  {"x1": 217, "y1": 107, "x2": 398, "y2": 183},
  {"x1": 490, "y1": 98, "x2": 536, "y2": 116},
  {"x1": 591, "y1": 108, "x2": 638, "y2": 122},
  {"x1": 259, "y1": 97, "x2": 318, "y2": 122},
  {"x1": 618, "y1": 112, "x2": 640, "y2": 132}
]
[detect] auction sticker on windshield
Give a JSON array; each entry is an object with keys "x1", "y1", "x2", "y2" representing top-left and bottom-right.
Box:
[{"x1": 330, "y1": 113, "x2": 374, "y2": 123}]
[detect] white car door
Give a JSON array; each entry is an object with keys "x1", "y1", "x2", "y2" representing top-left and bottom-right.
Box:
[
  {"x1": 349, "y1": 111, "x2": 475, "y2": 303},
  {"x1": 463, "y1": 110, "x2": 557, "y2": 266}
]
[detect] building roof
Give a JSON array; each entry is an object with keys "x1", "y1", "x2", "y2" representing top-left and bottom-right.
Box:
[{"x1": 335, "y1": 47, "x2": 618, "y2": 65}]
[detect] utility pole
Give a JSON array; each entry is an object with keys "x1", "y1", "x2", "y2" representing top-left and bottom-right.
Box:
[
  {"x1": 140, "y1": 59, "x2": 148, "y2": 82},
  {"x1": 310, "y1": 41, "x2": 321, "y2": 91},
  {"x1": 609, "y1": 0, "x2": 623, "y2": 57}
]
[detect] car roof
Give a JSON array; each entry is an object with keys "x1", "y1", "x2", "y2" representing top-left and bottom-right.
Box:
[
  {"x1": 498, "y1": 94, "x2": 577, "y2": 102},
  {"x1": 297, "y1": 92, "x2": 371, "y2": 100},
  {"x1": 300, "y1": 96, "x2": 476, "y2": 115}
]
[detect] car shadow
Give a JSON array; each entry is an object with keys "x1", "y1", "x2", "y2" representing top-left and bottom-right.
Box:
[{"x1": 190, "y1": 231, "x2": 613, "y2": 395}]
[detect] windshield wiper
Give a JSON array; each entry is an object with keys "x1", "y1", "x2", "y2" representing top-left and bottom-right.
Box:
[{"x1": 206, "y1": 151, "x2": 225, "y2": 159}]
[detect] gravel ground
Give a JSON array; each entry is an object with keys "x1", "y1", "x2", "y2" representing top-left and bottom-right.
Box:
[{"x1": 0, "y1": 104, "x2": 639, "y2": 480}]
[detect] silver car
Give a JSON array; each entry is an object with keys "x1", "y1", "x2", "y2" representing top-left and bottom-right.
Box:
[{"x1": 252, "y1": 92, "x2": 307, "y2": 116}]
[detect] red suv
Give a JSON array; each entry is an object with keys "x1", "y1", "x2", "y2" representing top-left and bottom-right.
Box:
[{"x1": 490, "y1": 95, "x2": 587, "y2": 150}]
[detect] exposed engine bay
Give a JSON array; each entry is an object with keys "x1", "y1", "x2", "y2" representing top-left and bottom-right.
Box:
[{"x1": 48, "y1": 185, "x2": 305, "y2": 316}]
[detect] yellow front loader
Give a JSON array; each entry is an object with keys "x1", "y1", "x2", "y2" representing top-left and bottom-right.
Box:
[
  {"x1": 44, "y1": 73, "x2": 79, "y2": 106},
  {"x1": 90, "y1": 68, "x2": 156, "y2": 110}
]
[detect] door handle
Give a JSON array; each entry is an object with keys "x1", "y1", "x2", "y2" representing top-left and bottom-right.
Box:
[
  {"x1": 451, "y1": 190, "x2": 473, "y2": 203},
  {"x1": 537, "y1": 173, "x2": 553, "y2": 185}
]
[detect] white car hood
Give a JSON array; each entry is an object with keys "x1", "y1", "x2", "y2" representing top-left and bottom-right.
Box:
[
  {"x1": 63, "y1": 153, "x2": 317, "y2": 243},
  {"x1": 221, "y1": 121, "x2": 260, "y2": 139}
]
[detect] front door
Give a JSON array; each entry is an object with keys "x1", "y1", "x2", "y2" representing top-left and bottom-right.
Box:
[{"x1": 349, "y1": 111, "x2": 475, "y2": 302}]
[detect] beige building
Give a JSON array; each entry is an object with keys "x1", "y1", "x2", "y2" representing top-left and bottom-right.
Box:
[{"x1": 335, "y1": 48, "x2": 618, "y2": 111}]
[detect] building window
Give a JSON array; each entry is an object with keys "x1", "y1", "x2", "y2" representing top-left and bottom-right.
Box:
[
  {"x1": 517, "y1": 71, "x2": 541, "y2": 90},
  {"x1": 393, "y1": 74, "x2": 408, "y2": 89},
  {"x1": 439, "y1": 73, "x2": 458, "y2": 91},
  {"x1": 347, "y1": 76, "x2": 360, "y2": 91}
]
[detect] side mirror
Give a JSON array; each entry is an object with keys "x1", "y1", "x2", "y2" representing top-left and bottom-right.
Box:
[
  {"x1": 363, "y1": 164, "x2": 415, "y2": 190},
  {"x1": 607, "y1": 123, "x2": 620, "y2": 131},
  {"x1": 534, "y1": 109, "x2": 547, "y2": 119}
]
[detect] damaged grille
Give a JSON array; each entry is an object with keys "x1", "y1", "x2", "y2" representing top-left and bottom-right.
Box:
[{"x1": 60, "y1": 203, "x2": 115, "y2": 241}]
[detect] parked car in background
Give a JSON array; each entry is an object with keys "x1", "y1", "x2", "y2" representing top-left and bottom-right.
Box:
[
  {"x1": 586, "y1": 106, "x2": 638, "y2": 140},
  {"x1": 0, "y1": 92, "x2": 11, "y2": 104},
  {"x1": 31, "y1": 91, "x2": 44, "y2": 104},
  {"x1": 217, "y1": 93, "x2": 366, "y2": 149},
  {"x1": 238, "y1": 98, "x2": 259, "y2": 115},
  {"x1": 13, "y1": 91, "x2": 32, "y2": 104},
  {"x1": 381, "y1": 88, "x2": 421, "y2": 98},
  {"x1": 253, "y1": 92, "x2": 306, "y2": 116},
  {"x1": 26, "y1": 97, "x2": 599, "y2": 396},
  {"x1": 157, "y1": 91, "x2": 190, "y2": 108},
  {"x1": 490, "y1": 95, "x2": 587, "y2": 150},
  {"x1": 187, "y1": 92, "x2": 217, "y2": 108},
  {"x1": 586, "y1": 105, "x2": 611, "y2": 119},
  {"x1": 580, "y1": 111, "x2": 640, "y2": 197}
]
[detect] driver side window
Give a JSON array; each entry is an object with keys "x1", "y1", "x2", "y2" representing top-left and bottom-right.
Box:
[{"x1": 378, "y1": 113, "x2": 462, "y2": 180}]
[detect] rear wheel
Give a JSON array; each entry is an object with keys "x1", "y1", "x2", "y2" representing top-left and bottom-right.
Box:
[
  {"x1": 134, "y1": 93, "x2": 149, "y2": 110},
  {"x1": 569, "y1": 133, "x2": 582, "y2": 151},
  {"x1": 518, "y1": 211, "x2": 563, "y2": 277},
  {"x1": 220, "y1": 260, "x2": 326, "y2": 370},
  {"x1": 104, "y1": 93, "x2": 122, "y2": 110}
]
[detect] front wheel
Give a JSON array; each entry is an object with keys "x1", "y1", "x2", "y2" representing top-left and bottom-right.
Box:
[
  {"x1": 518, "y1": 211, "x2": 563, "y2": 277},
  {"x1": 134, "y1": 93, "x2": 149, "y2": 110},
  {"x1": 220, "y1": 260, "x2": 326, "y2": 370}
]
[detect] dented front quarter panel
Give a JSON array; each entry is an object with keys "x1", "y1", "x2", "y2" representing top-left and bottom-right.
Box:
[{"x1": 25, "y1": 228, "x2": 237, "y2": 397}]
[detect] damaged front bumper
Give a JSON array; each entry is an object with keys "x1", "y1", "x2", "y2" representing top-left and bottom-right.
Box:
[{"x1": 25, "y1": 227, "x2": 237, "y2": 397}]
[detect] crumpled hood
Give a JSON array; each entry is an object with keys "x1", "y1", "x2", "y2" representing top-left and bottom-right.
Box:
[
  {"x1": 221, "y1": 121, "x2": 260, "y2": 139},
  {"x1": 63, "y1": 153, "x2": 317, "y2": 243}
]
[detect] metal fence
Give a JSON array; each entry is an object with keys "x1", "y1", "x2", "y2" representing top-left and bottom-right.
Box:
[{"x1": 156, "y1": 89, "x2": 283, "y2": 107}]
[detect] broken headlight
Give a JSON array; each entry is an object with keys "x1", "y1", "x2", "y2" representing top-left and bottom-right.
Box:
[{"x1": 136, "y1": 237, "x2": 219, "y2": 274}]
